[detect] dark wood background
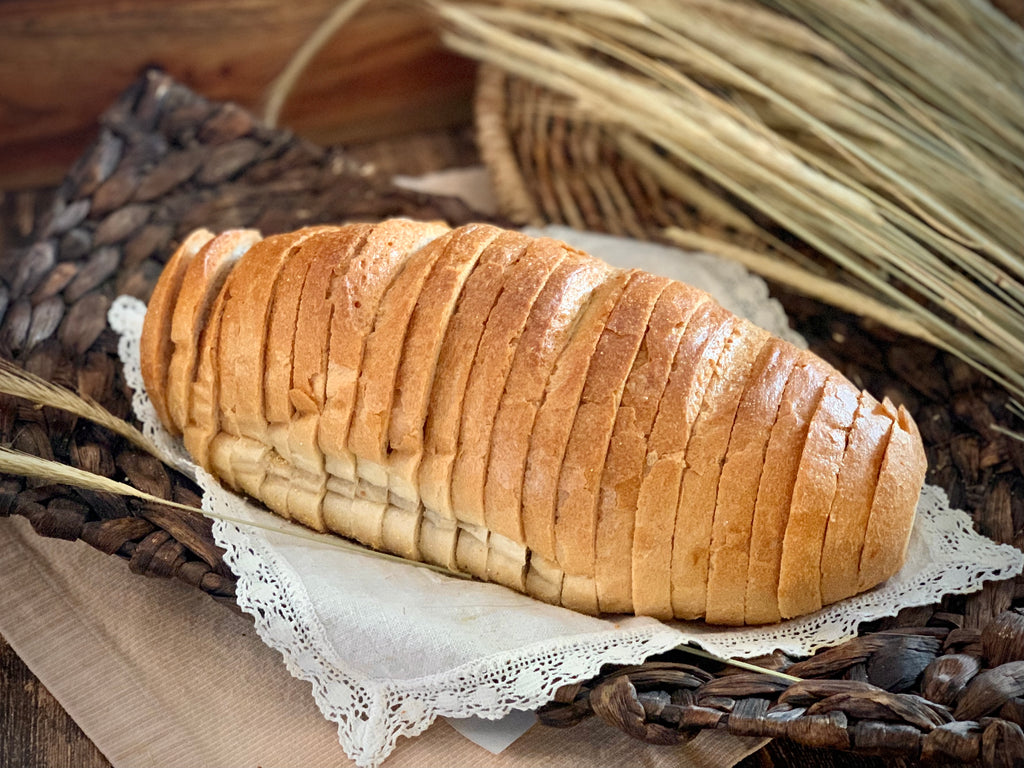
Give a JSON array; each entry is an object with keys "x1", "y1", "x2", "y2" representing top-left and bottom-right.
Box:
[{"x1": 0, "y1": 0, "x2": 476, "y2": 190}]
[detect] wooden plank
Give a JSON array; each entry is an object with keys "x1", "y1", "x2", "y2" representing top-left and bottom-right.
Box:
[
  {"x1": 0, "y1": 633, "x2": 112, "y2": 768},
  {"x1": 0, "y1": 0, "x2": 477, "y2": 189}
]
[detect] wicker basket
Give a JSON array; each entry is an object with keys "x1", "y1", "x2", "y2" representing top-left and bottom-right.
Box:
[{"x1": 474, "y1": 63, "x2": 777, "y2": 252}]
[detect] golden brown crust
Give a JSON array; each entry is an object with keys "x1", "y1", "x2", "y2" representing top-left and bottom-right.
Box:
[
  {"x1": 743, "y1": 358, "x2": 828, "y2": 624},
  {"x1": 671, "y1": 321, "x2": 770, "y2": 620},
  {"x1": 554, "y1": 272, "x2": 671, "y2": 612},
  {"x1": 856, "y1": 401, "x2": 926, "y2": 592},
  {"x1": 819, "y1": 392, "x2": 894, "y2": 605},
  {"x1": 387, "y1": 224, "x2": 504, "y2": 504},
  {"x1": 147, "y1": 220, "x2": 926, "y2": 622},
  {"x1": 704, "y1": 338, "x2": 801, "y2": 625},
  {"x1": 521, "y1": 269, "x2": 632, "y2": 562},
  {"x1": 484, "y1": 256, "x2": 610, "y2": 541},
  {"x1": 419, "y1": 230, "x2": 533, "y2": 519},
  {"x1": 166, "y1": 230, "x2": 259, "y2": 435},
  {"x1": 631, "y1": 302, "x2": 735, "y2": 619},
  {"x1": 450, "y1": 237, "x2": 571, "y2": 527},
  {"x1": 777, "y1": 373, "x2": 860, "y2": 619},
  {"x1": 141, "y1": 228, "x2": 214, "y2": 434},
  {"x1": 319, "y1": 220, "x2": 450, "y2": 485},
  {"x1": 595, "y1": 282, "x2": 710, "y2": 614}
]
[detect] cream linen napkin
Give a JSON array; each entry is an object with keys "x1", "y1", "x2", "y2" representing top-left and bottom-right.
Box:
[{"x1": 0, "y1": 514, "x2": 767, "y2": 767}]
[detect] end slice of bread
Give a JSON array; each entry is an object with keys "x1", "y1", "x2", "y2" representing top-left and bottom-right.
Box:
[{"x1": 141, "y1": 228, "x2": 215, "y2": 434}]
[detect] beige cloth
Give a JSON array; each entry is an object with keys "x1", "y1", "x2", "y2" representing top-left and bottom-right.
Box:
[{"x1": 0, "y1": 515, "x2": 766, "y2": 767}]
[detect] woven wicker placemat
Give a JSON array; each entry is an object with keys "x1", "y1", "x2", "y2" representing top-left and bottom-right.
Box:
[{"x1": 2, "y1": 70, "x2": 1024, "y2": 767}]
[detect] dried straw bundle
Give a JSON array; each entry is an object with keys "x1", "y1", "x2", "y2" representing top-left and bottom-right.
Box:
[{"x1": 429, "y1": 0, "x2": 1024, "y2": 398}]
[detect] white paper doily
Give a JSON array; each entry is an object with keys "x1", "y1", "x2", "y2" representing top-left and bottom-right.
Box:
[{"x1": 109, "y1": 228, "x2": 1022, "y2": 767}]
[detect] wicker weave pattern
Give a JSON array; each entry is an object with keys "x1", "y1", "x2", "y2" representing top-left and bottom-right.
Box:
[{"x1": 475, "y1": 65, "x2": 772, "y2": 250}]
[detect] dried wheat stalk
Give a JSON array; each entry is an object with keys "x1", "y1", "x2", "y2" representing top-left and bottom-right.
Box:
[
  {"x1": 430, "y1": 0, "x2": 1024, "y2": 397},
  {"x1": 0, "y1": 446, "x2": 470, "y2": 578}
]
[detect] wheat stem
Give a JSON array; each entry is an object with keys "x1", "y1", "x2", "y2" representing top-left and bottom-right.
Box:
[
  {"x1": 676, "y1": 645, "x2": 802, "y2": 683},
  {"x1": 0, "y1": 359, "x2": 159, "y2": 456},
  {"x1": 263, "y1": 0, "x2": 374, "y2": 127},
  {"x1": 0, "y1": 447, "x2": 471, "y2": 581}
]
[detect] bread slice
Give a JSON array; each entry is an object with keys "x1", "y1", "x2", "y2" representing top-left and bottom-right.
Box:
[
  {"x1": 386, "y1": 224, "x2": 503, "y2": 506},
  {"x1": 631, "y1": 302, "x2": 736, "y2": 619},
  {"x1": 777, "y1": 373, "x2": 860, "y2": 619},
  {"x1": 594, "y1": 282, "x2": 710, "y2": 614},
  {"x1": 521, "y1": 269, "x2": 632, "y2": 563},
  {"x1": 450, "y1": 237, "x2": 572, "y2": 527},
  {"x1": 415, "y1": 231, "x2": 532, "y2": 569},
  {"x1": 448, "y1": 239, "x2": 577, "y2": 589},
  {"x1": 483, "y1": 254, "x2": 611, "y2": 596},
  {"x1": 479, "y1": 256, "x2": 606, "y2": 593},
  {"x1": 670, "y1": 321, "x2": 770, "y2": 620},
  {"x1": 262, "y1": 231, "x2": 336, "y2": 462},
  {"x1": 286, "y1": 228, "x2": 372, "y2": 471},
  {"x1": 283, "y1": 227, "x2": 375, "y2": 531},
  {"x1": 184, "y1": 231, "x2": 275, "y2": 474},
  {"x1": 256, "y1": 229, "x2": 337, "y2": 517},
  {"x1": 819, "y1": 392, "x2": 894, "y2": 605},
  {"x1": 218, "y1": 228, "x2": 335, "y2": 438},
  {"x1": 418, "y1": 230, "x2": 532, "y2": 520},
  {"x1": 743, "y1": 358, "x2": 828, "y2": 624},
  {"x1": 484, "y1": 256, "x2": 610, "y2": 542},
  {"x1": 414, "y1": 230, "x2": 532, "y2": 568},
  {"x1": 140, "y1": 228, "x2": 214, "y2": 434},
  {"x1": 166, "y1": 230, "x2": 259, "y2": 435},
  {"x1": 319, "y1": 221, "x2": 451, "y2": 546},
  {"x1": 856, "y1": 401, "x2": 926, "y2": 592},
  {"x1": 345, "y1": 229, "x2": 457, "y2": 548},
  {"x1": 211, "y1": 227, "x2": 336, "y2": 498},
  {"x1": 556, "y1": 272, "x2": 671, "y2": 613},
  {"x1": 703, "y1": 338, "x2": 801, "y2": 625},
  {"x1": 319, "y1": 220, "x2": 451, "y2": 483},
  {"x1": 347, "y1": 230, "x2": 456, "y2": 484},
  {"x1": 378, "y1": 224, "x2": 502, "y2": 559}
]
